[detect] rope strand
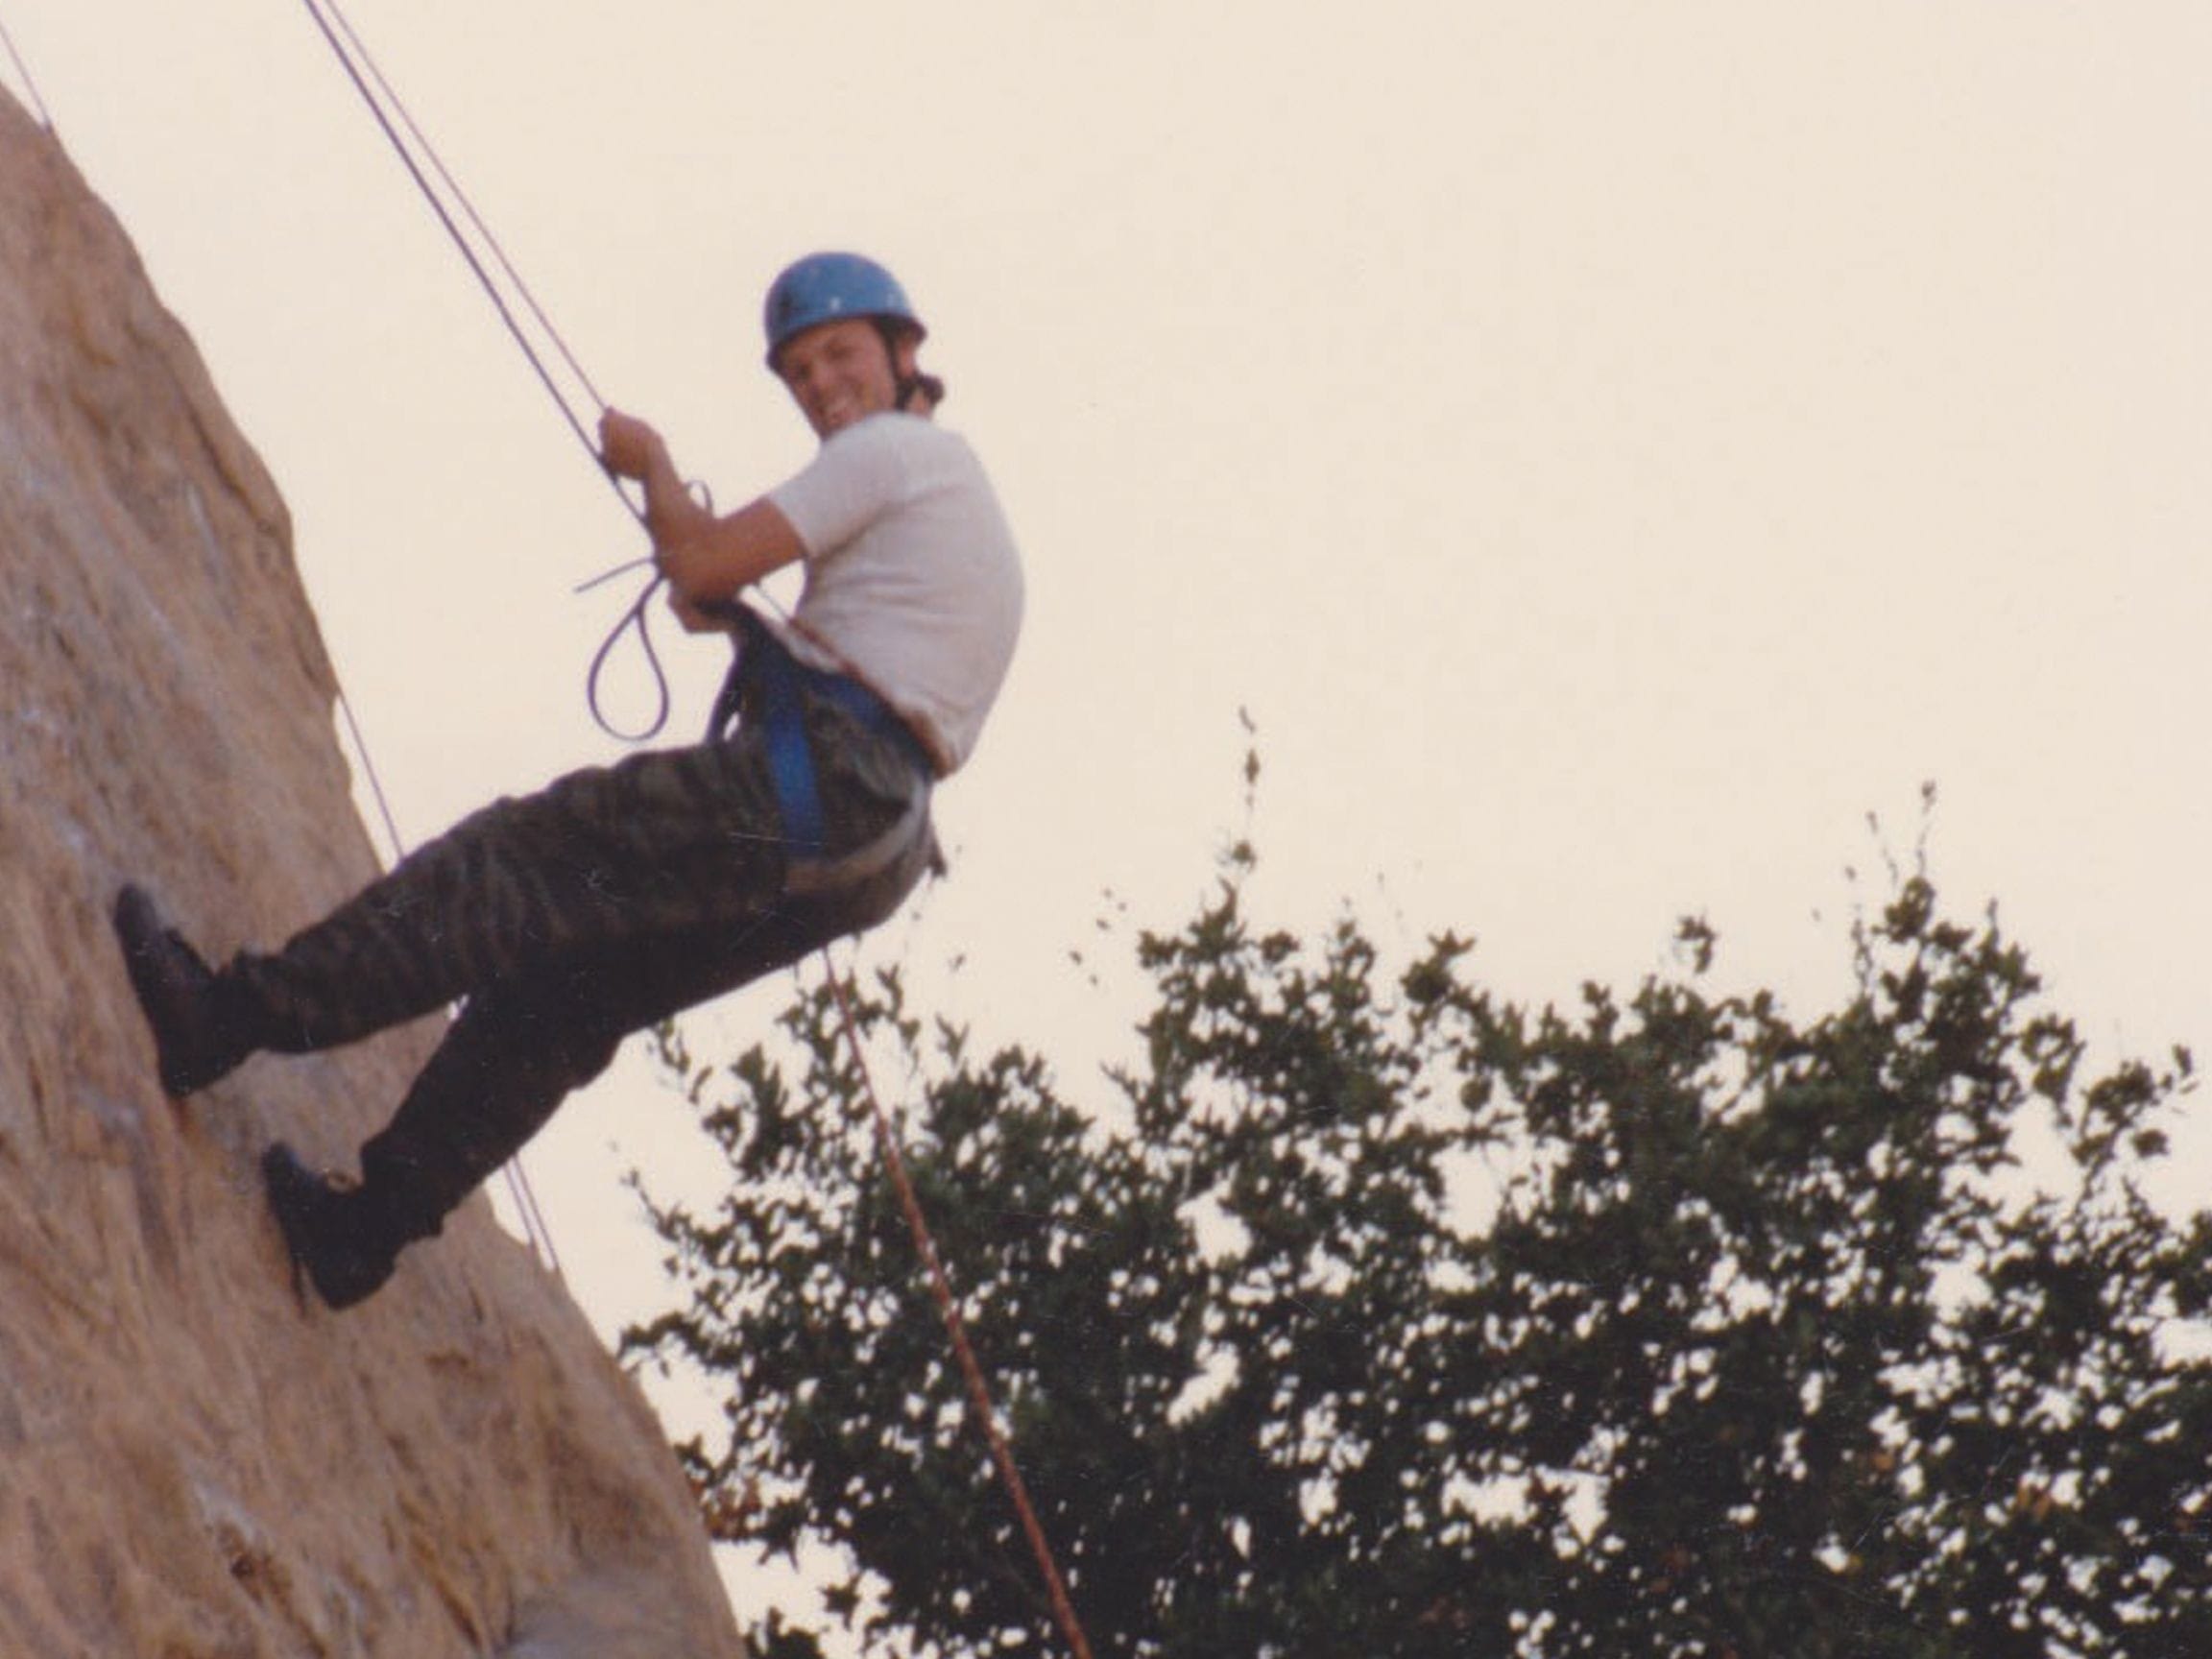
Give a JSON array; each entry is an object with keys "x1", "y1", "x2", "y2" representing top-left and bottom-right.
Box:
[
  {"x1": 582, "y1": 570, "x2": 673, "y2": 742},
  {"x1": 312, "y1": 0, "x2": 609, "y2": 414},
  {"x1": 827, "y1": 964, "x2": 1097, "y2": 1659},
  {"x1": 297, "y1": 0, "x2": 616, "y2": 492},
  {"x1": 295, "y1": 0, "x2": 675, "y2": 740},
  {"x1": 0, "y1": 12, "x2": 57, "y2": 131},
  {"x1": 334, "y1": 688, "x2": 564, "y2": 1278}
]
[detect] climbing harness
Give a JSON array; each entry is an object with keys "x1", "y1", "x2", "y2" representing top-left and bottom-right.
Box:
[
  {"x1": 292, "y1": 5, "x2": 1095, "y2": 1654},
  {"x1": 706, "y1": 603, "x2": 935, "y2": 855}
]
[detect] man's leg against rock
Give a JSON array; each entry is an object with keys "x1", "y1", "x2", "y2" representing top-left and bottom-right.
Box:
[
  {"x1": 360, "y1": 906, "x2": 832, "y2": 1217},
  {"x1": 272, "y1": 906, "x2": 823, "y2": 1309},
  {"x1": 266, "y1": 967, "x2": 627, "y2": 1310},
  {"x1": 230, "y1": 740, "x2": 789, "y2": 1056},
  {"x1": 362, "y1": 981, "x2": 621, "y2": 1235}
]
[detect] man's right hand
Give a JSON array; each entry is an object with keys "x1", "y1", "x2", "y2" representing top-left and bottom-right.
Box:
[{"x1": 598, "y1": 407, "x2": 665, "y2": 482}]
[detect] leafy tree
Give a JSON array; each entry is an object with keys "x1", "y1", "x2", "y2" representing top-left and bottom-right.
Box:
[{"x1": 625, "y1": 827, "x2": 2212, "y2": 1658}]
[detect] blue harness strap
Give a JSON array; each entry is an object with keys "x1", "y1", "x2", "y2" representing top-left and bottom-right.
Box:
[{"x1": 706, "y1": 606, "x2": 931, "y2": 857}]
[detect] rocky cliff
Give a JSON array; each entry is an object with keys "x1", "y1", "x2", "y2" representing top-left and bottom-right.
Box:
[{"x1": 0, "y1": 91, "x2": 742, "y2": 1658}]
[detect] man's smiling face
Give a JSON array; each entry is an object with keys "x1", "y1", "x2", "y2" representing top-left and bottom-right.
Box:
[{"x1": 776, "y1": 317, "x2": 904, "y2": 438}]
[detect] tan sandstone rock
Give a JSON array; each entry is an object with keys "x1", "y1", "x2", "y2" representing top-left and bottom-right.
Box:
[{"x1": 0, "y1": 90, "x2": 743, "y2": 1659}]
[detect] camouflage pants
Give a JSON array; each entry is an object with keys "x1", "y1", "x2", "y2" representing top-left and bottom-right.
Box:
[{"x1": 228, "y1": 690, "x2": 933, "y2": 1232}]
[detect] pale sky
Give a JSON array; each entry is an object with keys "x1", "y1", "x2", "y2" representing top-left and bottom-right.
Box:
[{"x1": 10, "y1": 0, "x2": 2212, "y2": 1626}]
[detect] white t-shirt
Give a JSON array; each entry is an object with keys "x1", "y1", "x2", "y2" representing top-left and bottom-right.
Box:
[{"x1": 767, "y1": 413, "x2": 1023, "y2": 776}]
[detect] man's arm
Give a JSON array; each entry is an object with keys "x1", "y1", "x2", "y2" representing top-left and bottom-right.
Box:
[{"x1": 599, "y1": 408, "x2": 806, "y2": 606}]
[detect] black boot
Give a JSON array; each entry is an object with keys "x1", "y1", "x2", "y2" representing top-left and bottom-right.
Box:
[
  {"x1": 261, "y1": 1142, "x2": 417, "y2": 1310},
  {"x1": 111, "y1": 884, "x2": 255, "y2": 1096}
]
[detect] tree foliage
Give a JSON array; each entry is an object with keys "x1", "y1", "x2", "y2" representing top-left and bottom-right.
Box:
[{"x1": 625, "y1": 838, "x2": 2212, "y2": 1658}]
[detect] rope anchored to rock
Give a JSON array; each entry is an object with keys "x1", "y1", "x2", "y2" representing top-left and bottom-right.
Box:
[{"x1": 0, "y1": 11, "x2": 57, "y2": 131}]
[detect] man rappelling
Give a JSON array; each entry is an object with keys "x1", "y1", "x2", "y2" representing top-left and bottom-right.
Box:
[{"x1": 113, "y1": 252, "x2": 1024, "y2": 1310}]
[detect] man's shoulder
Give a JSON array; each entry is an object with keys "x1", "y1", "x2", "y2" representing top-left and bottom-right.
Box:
[
  {"x1": 819, "y1": 415, "x2": 987, "y2": 494},
  {"x1": 832, "y1": 412, "x2": 974, "y2": 459}
]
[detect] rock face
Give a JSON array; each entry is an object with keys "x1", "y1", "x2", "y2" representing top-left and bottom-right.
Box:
[{"x1": 0, "y1": 92, "x2": 742, "y2": 1658}]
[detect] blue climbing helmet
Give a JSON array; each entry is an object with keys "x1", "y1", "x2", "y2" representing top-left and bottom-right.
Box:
[{"x1": 762, "y1": 252, "x2": 926, "y2": 370}]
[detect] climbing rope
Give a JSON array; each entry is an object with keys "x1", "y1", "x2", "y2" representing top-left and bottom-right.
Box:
[
  {"x1": 296, "y1": 0, "x2": 676, "y2": 742},
  {"x1": 294, "y1": 6, "x2": 1094, "y2": 1654},
  {"x1": 828, "y1": 967, "x2": 1097, "y2": 1659},
  {"x1": 0, "y1": 10, "x2": 57, "y2": 131},
  {"x1": 298, "y1": 0, "x2": 611, "y2": 474}
]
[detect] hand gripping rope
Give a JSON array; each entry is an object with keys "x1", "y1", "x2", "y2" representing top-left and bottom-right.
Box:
[
  {"x1": 294, "y1": 3, "x2": 1095, "y2": 1651},
  {"x1": 290, "y1": 0, "x2": 675, "y2": 743}
]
